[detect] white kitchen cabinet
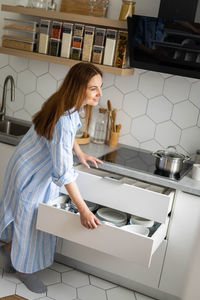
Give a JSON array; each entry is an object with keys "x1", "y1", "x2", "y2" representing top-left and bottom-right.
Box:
[
  {"x1": 37, "y1": 166, "x2": 174, "y2": 266},
  {"x1": 159, "y1": 190, "x2": 200, "y2": 298},
  {"x1": 0, "y1": 143, "x2": 15, "y2": 198},
  {"x1": 36, "y1": 194, "x2": 169, "y2": 267}
]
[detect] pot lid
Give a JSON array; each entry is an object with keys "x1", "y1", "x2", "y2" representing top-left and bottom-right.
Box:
[{"x1": 155, "y1": 146, "x2": 187, "y2": 160}]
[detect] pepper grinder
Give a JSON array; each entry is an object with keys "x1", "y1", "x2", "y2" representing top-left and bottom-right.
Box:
[{"x1": 47, "y1": 0, "x2": 57, "y2": 11}]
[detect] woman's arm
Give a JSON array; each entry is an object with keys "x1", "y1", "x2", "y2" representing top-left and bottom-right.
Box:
[
  {"x1": 73, "y1": 139, "x2": 103, "y2": 169},
  {"x1": 65, "y1": 180, "x2": 101, "y2": 229}
]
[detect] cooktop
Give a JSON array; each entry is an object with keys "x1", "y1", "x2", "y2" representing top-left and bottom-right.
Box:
[{"x1": 99, "y1": 147, "x2": 193, "y2": 181}]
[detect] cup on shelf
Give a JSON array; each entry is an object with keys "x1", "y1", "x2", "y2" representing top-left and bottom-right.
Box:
[{"x1": 191, "y1": 164, "x2": 200, "y2": 181}]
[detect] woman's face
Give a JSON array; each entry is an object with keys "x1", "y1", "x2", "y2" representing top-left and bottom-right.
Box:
[{"x1": 83, "y1": 74, "x2": 103, "y2": 107}]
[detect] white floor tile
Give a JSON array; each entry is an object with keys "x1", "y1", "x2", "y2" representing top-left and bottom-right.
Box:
[
  {"x1": 89, "y1": 275, "x2": 117, "y2": 290},
  {"x1": 16, "y1": 282, "x2": 46, "y2": 300},
  {"x1": 0, "y1": 278, "x2": 16, "y2": 297},
  {"x1": 0, "y1": 260, "x2": 157, "y2": 300},
  {"x1": 62, "y1": 270, "x2": 89, "y2": 288},
  {"x1": 50, "y1": 262, "x2": 73, "y2": 273},
  {"x1": 3, "y1": 271, "x2": 21, "y2": 284},
  {"x1": 47, "y1": 282, "x2": 76, "y2": 300},
  {"x1": 107, "y1": 286, "x2": 136, "y2": 300},
  {"x1": 77, "y1": 285, "x2": 107, "y2": 300},
  {"x1": 37, "y1": 268, "x2": 61, "y2": 286}
]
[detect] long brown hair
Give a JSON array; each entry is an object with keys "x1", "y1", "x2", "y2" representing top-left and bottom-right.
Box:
[{"x1": 33, "y1": 62, "x2": 102, "y2": 140}]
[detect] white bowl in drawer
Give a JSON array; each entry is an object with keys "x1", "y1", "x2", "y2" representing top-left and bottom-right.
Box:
[
  {"x1": 122, "y1": 224, "x2": 150, "y2": 236},
  {"x1": 130, "y1": 215, "x2": 154, "y2": 228}
]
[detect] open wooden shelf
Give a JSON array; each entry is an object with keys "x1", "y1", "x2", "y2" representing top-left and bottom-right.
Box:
[
  {"x1": 1, "y1": 5, "x2": 127, "y2": 29},
  {"x1": 0, "y1": 5, "x2": 134, "y2": 76},
  {"x1": 0, "y1": 47, "x2": 134, "y2": 76}
]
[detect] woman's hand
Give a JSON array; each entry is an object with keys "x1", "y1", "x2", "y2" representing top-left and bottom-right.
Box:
[
  {"x1": 80, "y1": 208, "x2": 101, "y2": 229},
  {"x1": 77, "y1": 152, "x2": 103, "y2": 169}
]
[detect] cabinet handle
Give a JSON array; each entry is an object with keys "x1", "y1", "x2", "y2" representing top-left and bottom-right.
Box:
[{"x1": 101, "y1": 176, "x2": 123, "y2": 184}]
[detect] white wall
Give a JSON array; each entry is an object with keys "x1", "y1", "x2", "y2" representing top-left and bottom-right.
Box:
[{"x1": 0, "y1": 0, "x2": 200, "y2": 158}]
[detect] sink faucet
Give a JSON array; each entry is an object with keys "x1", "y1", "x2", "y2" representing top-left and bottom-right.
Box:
[{"x1": 0, "y1": 75, "x2": 15, "y2": 120}]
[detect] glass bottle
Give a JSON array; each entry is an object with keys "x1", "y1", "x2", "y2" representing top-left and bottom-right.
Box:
[
  {"x1": 119, "y1": 0, "x2": 136, "y2": 21},
  {"x1": 92, "y1": 108, "x2": 107, "y2": 144}
]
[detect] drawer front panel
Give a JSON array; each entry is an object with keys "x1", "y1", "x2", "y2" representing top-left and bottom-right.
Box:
[
  {"x1": 61, "y1": 167, "x2": 174, "y2": 224},
  {"x1": 36, "y1": 201, "x2": 168, "y2": 268}
]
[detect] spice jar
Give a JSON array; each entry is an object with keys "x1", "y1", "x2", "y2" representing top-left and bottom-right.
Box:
[
  {"x1": 73, "y1": 24, "x2": 84, "y2": 37},
  {"x1": 71, "y1": 47, "x2": 82, "y2": 60},
  {"x1": 82, "y1": 26, "x2": 95, "y2": 62},
  {"x1": 92, "y1": 45, "x2": 104, "y2": 64},
  {"x1": 38, "y1": 19, "x2": 51, "y2": 54},
  {"x1": 119, "y1": 0, "x2": 136, "y2": 21},
  {"x1": 94, "y1": 28, "x2": 106, "y2": 46},
  {"x1": 72, "y1": 36, "x2": 83, "y2": 48},
  {"x1": 51, "y1": 21, "x2": 62, "y2": 39},
  {"x1": 49, "y1": 38, "x2": 60, "y2": 56},
  {"x1": 60, "y1": 23, "x2": 73, "y2": 58}
]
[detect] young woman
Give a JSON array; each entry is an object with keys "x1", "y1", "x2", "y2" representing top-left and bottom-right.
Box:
[{"x1": 0, "y1": 62, "x2": 103, "y2": 293}]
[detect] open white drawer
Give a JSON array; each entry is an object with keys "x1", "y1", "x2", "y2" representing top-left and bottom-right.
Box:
[
  {"x1": 60, "y1": 165, "x2": 174, "y2": 224},
  {"x1": 36, "y1": 195, "x2": 169, "y2": 268}
]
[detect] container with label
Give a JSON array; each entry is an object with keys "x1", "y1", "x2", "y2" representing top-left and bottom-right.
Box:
[
  {"x1": 82, "y1": 26, "x2": 95, "y2": 62},
  {"x1": 92, "y1": 45, "x2": 104, "y2": 64},
  {"x1": 73, "y1": 24, "x2": 84, "y2": 37},
  {"x1": 94, "y1": 28, "x2": 106, "y2": 46},
  {"x1": 119, "y1": 0, "x2": 136, "y2": 21},
  {"x1": 60, "y1": 23, "x2": 73, "y2": 58},
  {"x1": 103, "y1": 29, "x2": 117, "y2": 66},
  {"x1": 51, "y1": 21, "x2": 62, "y2": 39},
  {"x1": 38, "y1": 19, "x2": 51, "y2": 54},
  {"x1": 114, "y1": 31, "x2": 128, "y2": 68},
  {"x1": 72, "y1": 36, "x2": 83, "y2": 48},
  {"x1": 71, "y1": 47, "x2": 82, "y2": 60},
  {"x1": 49, "y1": 38, "x2": 60, "y2": 56},
  {"x1": 2, "y1": 37, "x2": 35, "y2": 51}
]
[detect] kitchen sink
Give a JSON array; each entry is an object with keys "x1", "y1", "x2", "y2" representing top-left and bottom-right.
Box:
[{"x1": 0, "y1": 117, "x2": 31, "y2": 146}]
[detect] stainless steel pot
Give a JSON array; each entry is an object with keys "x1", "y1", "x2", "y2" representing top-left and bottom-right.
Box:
[{"x1": 152, "y1": 146, "x2": 191, "y2": 174}]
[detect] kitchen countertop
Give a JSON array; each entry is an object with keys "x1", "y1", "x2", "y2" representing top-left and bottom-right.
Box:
[{"x1": 80, "y1": 143, "x2": 200, "y2": 197}]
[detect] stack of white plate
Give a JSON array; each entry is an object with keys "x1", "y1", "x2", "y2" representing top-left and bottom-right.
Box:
[
  {"x1": 130, "y1": 215, "x2": 154, "y2": 228},
  {"x1": 96, "y1": 207, "x2": 128, "y2": 227},
  {"x1": 70, "y1": 200, "x2": 99, "y2": 213}
]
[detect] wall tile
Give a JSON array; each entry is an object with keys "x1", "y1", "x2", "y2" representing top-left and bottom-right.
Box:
[
  {"x1": 155, "y1": 121, "x2": 181, "y2": 148},
  {"x1": 25, "y1": 92, "x2": 45, "y2": 116},
  {"x1": 117, "y1": 110, "x2": 131, "y2": 135},
  {"x1": 131, "y1": 116, "x2": 156, "y2": 142},
  {"x1": 123, "y1": 91, "x2": 147, "y2": 118},
  {"x1": 172, "y1": 101, "x2": 199, "y2": 129},
  {"x1": 189, "y1": 81, "x2": 200, "y2": 108},
  {"x1": 0, "y1": 54, "x2": 8, "y2": 68},
  {"x1": 17, "y1": 70, "x2": 36, "y2": 94},
  {"x1": 29, "y1": 59, "x2": 49, "y2": 76},
  {"x1": 138, "y1": 71, "x2": 164, "y2": 98},
  {"x1": 49, "y1": 63, "x2": 70, "y2": 80},
  {"x1": 163, "y1": 76, "x2": 191, "y2": 104},
  {"x1": 37, "y1": 73, "x2": 57, "y2": 99},
  {"x1": 180, "y1": 127, "x2": 200, "y2": 153},
  {"x1": 9, "y1": 55, "x2": 28, "y2": 72},
  {"x1": 115, "y1": 71, "x2": 139, "y2": 94},
  {"x1": 147, "y1": 96, "x2": 172, "y2": 123},
  {"x1": 101, "y1": 86, "x2": 123, "y2": 109}
]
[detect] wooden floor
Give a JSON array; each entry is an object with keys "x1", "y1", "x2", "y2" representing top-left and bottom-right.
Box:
[{"x1": 0, "y1": 296, "x2": 27, "y2": 300}]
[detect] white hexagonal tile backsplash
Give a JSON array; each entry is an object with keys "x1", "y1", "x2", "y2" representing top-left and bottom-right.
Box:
[{"x1": 1, "y1": 55, "x2": 200, "y2": 155}]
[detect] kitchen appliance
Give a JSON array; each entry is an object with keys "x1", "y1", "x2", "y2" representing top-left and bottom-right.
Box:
[
  {"x1": 98, "y1": 146, "x2": 193, "y2": 181},
  {"x1": 127, "y1": 14, "x2": 200, "y2": 79},
  {"x1": 152, "y1": 146, "x2": 191, "y2": 174}
]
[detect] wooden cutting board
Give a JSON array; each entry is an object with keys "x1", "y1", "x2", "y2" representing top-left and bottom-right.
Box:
[{"x1": 60, "y1": 0, "x2": 105, "y2": 17}]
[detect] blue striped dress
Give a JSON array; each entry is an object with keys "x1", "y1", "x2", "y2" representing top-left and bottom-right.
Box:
[{"x1": 0, "y1": 110, "x2": 81, "y2": 273}]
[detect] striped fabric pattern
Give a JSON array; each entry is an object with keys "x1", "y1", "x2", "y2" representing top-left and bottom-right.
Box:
[{"x1": 0, "y1": 111, "x2": 81, "y2": 273}]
